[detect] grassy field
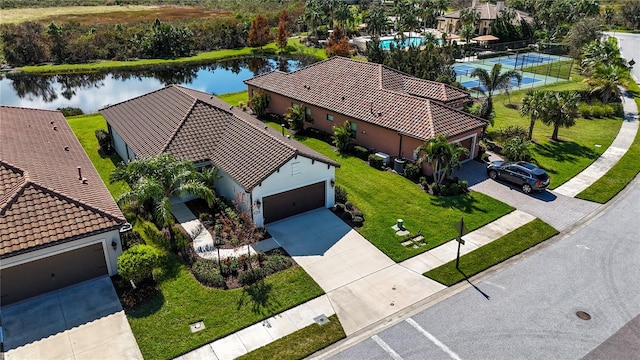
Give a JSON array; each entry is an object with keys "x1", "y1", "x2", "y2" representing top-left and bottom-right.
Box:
[
  {"x1": 0, "y1": 5, "x2": 230, "y2": 25},
  {"x1": 577, "y1": 83, "x2": 640, "y2": 202},
  {"x1": 425, "y1": 219, "x2": 558, "y2": 286},
  {"x1": 66, "y1": 113, "x2": 129, "y2": 198},
  {"x1": 19, "y1": 38, "x2": 326, "y2": 74},
  {"x1": 237, "y1": 315, "x2": 345, "y2": 360},
  {"x1": 490, "y1": 76, "x2": 622, "y2": 189},
  {"x1": 218, "y1": 90, "x2": 249, "y2": 106}
]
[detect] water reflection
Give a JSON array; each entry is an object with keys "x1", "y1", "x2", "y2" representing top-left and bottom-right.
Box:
[{"x1": 0, "y1": 56, "x2": 310, "y2": 114}]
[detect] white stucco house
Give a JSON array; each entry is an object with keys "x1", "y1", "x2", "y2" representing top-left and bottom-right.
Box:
[
  {"x1": 100, "y1": 85, "x2": 340, "y2": 227},
  {"x1": 1, "y1": 106, "x2": 126, "y2": 306}
]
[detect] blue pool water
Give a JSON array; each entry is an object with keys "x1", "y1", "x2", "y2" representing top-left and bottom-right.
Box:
[{"x1": 380, "y1": 37, "x2": 425, "y2": 49}]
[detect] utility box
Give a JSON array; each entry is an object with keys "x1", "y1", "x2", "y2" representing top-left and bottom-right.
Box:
[
  {"x1": 375, "y1": 152, "x2": 390, "y2": 166},
  {"x1": 394, "y1": 158, "x2": 406, "y2": 173}
]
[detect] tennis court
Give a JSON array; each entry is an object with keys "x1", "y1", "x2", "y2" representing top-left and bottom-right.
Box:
[
  {"x1": 461, "y1": 76, "x2": 542, "y2": 93},
  {"x1": 488, "y1": 53, "x2": 560, "y2": 68}
]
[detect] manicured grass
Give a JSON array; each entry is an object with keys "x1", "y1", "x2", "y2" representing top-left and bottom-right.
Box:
[
  {"x1": 577, "y1": 83, "x2": 640, "y2": 203},
  {"x1": 522, "y1": 60, "x2": 574, "y2": 80},
  {"x1": 237, "y1": 315, "x2": 345, "y2": 360},
  {"x1": 66, "y1": 113, "x2": 129, "y2": 198},
  {"x1": 218, "y1": 90, "x2": 249, "y2": 106},
  {"x1": 491, "y1": 76, "x2": 622, "y2": 189},
  {"x1": 424, "y1": 219, "x2": 558, "y2": 286},
  {"x1": 291, "y1": 136, "x2": 515, "y2": 262},
  {"x1": 19, "y1": 38, "x2": 325, "y2": 74}
]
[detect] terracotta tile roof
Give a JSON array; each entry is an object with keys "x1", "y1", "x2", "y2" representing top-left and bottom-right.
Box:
[
  {"x1": 101, "y1": 85, "x2": 340, "y2": 190},
  {"x1": 245, "y1": 57, "x2": 486, "y2": 140},
  {"x1": 0, "y1": 106, "x2": 125, "y2": 258},
  {"x1": 439, "y1": 3, "x2": 532, "y2": 23}
]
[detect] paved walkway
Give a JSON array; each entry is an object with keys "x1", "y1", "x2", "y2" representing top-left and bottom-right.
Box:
[
  {"x1": 555, "y1": 87, "x2": 639, "y2": 197},
  {"x1": 175, "y1": 88, "x2": 639, "y2": 359}
]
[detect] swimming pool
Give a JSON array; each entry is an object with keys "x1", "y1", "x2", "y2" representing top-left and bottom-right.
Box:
[{"x1": 379, "y1": 37, "x2": 425, "y2": 49}]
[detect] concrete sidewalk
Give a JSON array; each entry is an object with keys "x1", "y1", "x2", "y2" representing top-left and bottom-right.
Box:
[
  {"x1": 400, "y1": 210, "x2": 536, "y2": 274},
  {"x1": 555, "y1": 87, "x2": 639, "y2": 197},
  {"x1": 175, "y1": 295, "x2": 335, "y2": 360}
]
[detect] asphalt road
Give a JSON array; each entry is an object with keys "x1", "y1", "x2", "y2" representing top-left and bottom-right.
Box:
[
  {"x1": 325, "y1": 177, "x2": 640, "y2": 360},
  {"x1": 607, "y1": 32, "x2": 640, "y2": 81}
]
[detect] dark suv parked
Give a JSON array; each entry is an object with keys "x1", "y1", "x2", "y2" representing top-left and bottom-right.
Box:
[{"x1": 486, "y1": 161, "x2": 550, "y2": 194}]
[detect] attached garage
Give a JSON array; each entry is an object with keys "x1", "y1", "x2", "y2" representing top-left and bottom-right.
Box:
[
  {"x1": 1, "y1": 243, "x2": 108, "y2": 305},
  {"x1": 263, "y1": 182, "x2": 326, "y2": 224}
]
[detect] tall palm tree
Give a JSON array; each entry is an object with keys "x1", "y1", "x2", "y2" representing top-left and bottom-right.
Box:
[
  {"x1": 111, "y1": 154, "x2": 216, "y2": 231},
  {"x1": 542, "y1": 91, "x2": 581, "y2": 141},
  {"x1": 417, "y1": 135, "x2": 468, "y2": 184},
  {"x1": 520, "y1": 90, "x2": 547, "y2": 140},
  {"x1": 460, "y1": 8, "x2": 480, "y2": 30},
  {"x1": 584, "y1": 64, "x2": 627, "y2": 104},
  {"x1": 304, "y1": 1, "x2": 323, "y2": 38},
  {"x1": 365, "y1": 5, "x2": 389, "y2": 37},
  {"x1": 471, "y1": 63, "x2": 522, "y2": 125},
  {"x1": 334, "y1": 1, "x2": 353, "y2": 37}
]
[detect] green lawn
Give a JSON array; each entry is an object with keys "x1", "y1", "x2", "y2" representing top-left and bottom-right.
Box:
[
  {"x1": 20, "y1": 38, "x2": 326, "y2": 74},
  {"x1": 577, "y1": 82, "x2": 640, "y2": 202},
  {"x1": 424, "y1": 219, "x2": 558, "y2": 286},
  {"x1": 237, "y1": 315, "x2": 345, "y2": 360},
  {"x1": 290, "y1": 135, "x2": 514, "y2": 262},
  {"x1": 66, "y1": 114, "x2": 129, "y2": 198},
  {"x1": 491, "y1": 77, "x2": 623, "y2": 189},
  {"x1": 218, "y1": 90, "x2": 249, "y2": 106}
]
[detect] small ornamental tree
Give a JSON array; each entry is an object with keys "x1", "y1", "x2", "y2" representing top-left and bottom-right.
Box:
[
  {"x1": 285, "y1": 104, "x2": 305, "y2": 131},
  {"x1": 117, "y1": 244, "x2": 160, "y2": 288},
  {"x1": 276, "y1": 10, "x2": 290, "y2": 51},
  {"x1": 249, "y1": 90, "x2": 270, "y2": 117},
  {"x1": 325, "y1": 25, "x2": 351, "y2": 58},
  {"x1": 248, "y1": 14, "x2": 273, "y2": 48},
  {"x1": 333, "y1": 120, "x2": 353, "y2": 153}
]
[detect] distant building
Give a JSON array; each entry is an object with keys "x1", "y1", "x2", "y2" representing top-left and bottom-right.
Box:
[{"x1": 437, "y1": 0, "x2": 533, "y2": 36}]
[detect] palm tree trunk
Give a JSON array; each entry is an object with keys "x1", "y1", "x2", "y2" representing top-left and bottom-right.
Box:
[
  {"x1": 552, "y1": 125, "x2": 559, "y2": 141},
  {"x1": 528, "y1": 117, "x2": 535, "y2": 140}
]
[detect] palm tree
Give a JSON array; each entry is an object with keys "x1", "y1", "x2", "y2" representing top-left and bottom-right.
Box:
[
  {"x1": 542, "y1": 91, "x2": 581, "y2": 141},
  {"x1": 520, "y1": 90, "x2": 547, "y2": 140},
  {"x1": 365, "y1": 5, "x2": 389, "y2": 37},
  {"x1": 333, "y1": 121, "x2": 353, "y2": 153},
  {"x1": 285, "y1": 104, "x2": 306, "y2": 131},
  {"x1": 584, "y1": 64, "x2": 627, "y2": 104},
  {"x1": 471, "y1": 63, "x2": 522, "y2": 125},
  {"x1": 304, "y1": 1, "x2": 323, "y2": 38},
  {"x1": 460, "y1": 8, "x2": 480, "y2": 30},
  {"x1": 334, "y1": 1, "x2": 353, "y2": 37},
  {"x1": 580, "y1": 38, "x2": 626, "y2": 75},
  {"x1": 111, "y1": 154, "x2": 216, "y2": 232},
  {"x1": 417, "y1": 135, "x2": 468, "y2": 184}
]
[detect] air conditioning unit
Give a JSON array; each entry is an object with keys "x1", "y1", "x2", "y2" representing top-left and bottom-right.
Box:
[{"x1": 375, "y1": 152, "x2": 391, "y2": 166}]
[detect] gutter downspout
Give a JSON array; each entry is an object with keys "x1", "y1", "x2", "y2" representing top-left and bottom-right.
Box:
[{"x1": 398, "y1": 132, "x2": 403, "y2": 158}]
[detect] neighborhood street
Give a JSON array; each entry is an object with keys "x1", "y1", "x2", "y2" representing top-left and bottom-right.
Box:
[
  {"x1": 321, "y1": 176, "x2": 640, "y2": 360},
  {"x1": 610, "y1": 32, "x2": 640, "y2": 81}
]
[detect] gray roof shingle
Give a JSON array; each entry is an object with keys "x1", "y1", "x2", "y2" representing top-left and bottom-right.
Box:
[
  {"x1": 101, "y1": 85, "x2": 339, "y2": 190},
  {"x1": 244, "y1": 57, "x2": 486, "y2": 140}
]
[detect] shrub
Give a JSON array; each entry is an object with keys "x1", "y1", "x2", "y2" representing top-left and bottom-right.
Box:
[
  {"x1": 199, "y1": 212, "x2": 212, "y2": 222},
  {"x1": 502, "y1": 136, "x2": 533, "y2": 162},
  {"x1": 264, "y1": 254, "x2": 293, "y2": 275},
  {"x1": 191, "y1": 259, "x2": 226, "y2": 288},
  {"x1": 420, "y1": 176, "x2": 429, "y2": 189},
  {"x1": 340, "y1": 211, "x2": 353, "y2": 221},
  {"x1": 345, "y1": 201, "x2": 353, "y2": 210},
  {"x1": 57, "y1": 107, "x2": 83, "y2": 117},
  {"x1": 352, "y1": 216, "x2": 364, "y2": 226},
  {"x1": 120, "y1": 230, "x2": 145, "y2": 250},
  {"x1": 117, "y1": 245, "x2": 160, "y2": 287},
  {"x1": 353, "y1": 145, "x2": 369, "y2": 160},
  {"x1": 95, "y1": 129, "x2": 113, "y2": 154},
  {"x1": 335, "y1": 185, "x2": 348, "y2": 203},
  {"x1": 352, "y1": 210, "x2": 363, "y2": 218},
  {"x1": 172, "y1": 225, "x2": 190, "y2": 251},
  {"x1": 495, "y1": 125, "x2": 527, "y2": 143},
  {"x1": 333, "y1": 203, "x2": 346, "y2": 213},
  {"x1": 403, "y1": 163, "x2": 421, "y2": 181},
  {"x1": 238, "y1": 268, "x2": 266, "y2": 286},
  {"x1": 368, "y1": 154, "x2": 384, "y2": 170},
  {"x1": 579, "y1": 101, "x2": 624, "y2": 118},
  {"x1": 249, "y1": 91, "x2": 270, "y2": 117},
  {"x1": 220, "y1": 257, "x2": 239, "y2": 277}
]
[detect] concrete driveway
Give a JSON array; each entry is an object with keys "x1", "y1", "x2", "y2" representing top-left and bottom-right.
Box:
[
  {"x1": 267, "y1": 209, "x2": 445, "y2": 335},
  {"x1": 1, "y1": 277, "x2": 142, "y2": 360},
  {"x1": 455, "y1": 161, "x2": 600, "y2": 231}
]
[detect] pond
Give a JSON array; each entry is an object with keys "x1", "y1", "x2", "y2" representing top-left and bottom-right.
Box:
[{"x1": 0, "y1": 56, "x2": 315, "y2": 114}]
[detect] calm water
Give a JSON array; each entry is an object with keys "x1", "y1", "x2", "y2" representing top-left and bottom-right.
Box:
[{"x1": 0, "y1": 56, "x2": 313, "y2": 114}]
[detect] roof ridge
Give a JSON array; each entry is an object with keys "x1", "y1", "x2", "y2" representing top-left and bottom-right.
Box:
[
  {"x1": 28, "y1": 182, "x2": 125, "y2": 223},
  {"x1": 100, "y1": 84, "x2": 174, "y2": 111},
  {"x1": 161, "y1": 96, "x2": 199, "y2": 154},
  {"x1": 0, "y1": 178, "x2": 29, "y2": 216},
  {"x1": 0, "y1": 105, "x2": 61, "y2": 113}
]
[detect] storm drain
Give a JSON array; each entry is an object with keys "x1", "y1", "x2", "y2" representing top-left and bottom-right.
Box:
[
  {"x1": 190, "y1": 321, "x2": 206, "y2": 333},
  {"x1": 313, "y1": 314, "x2": 329, "y2": 326},
  {"x1": 576, "y1": 311, "x2": 591, "y2": 320}
]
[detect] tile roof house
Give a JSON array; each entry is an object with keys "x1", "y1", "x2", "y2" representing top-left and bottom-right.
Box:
[
  {"x1": 1, "y1": 106, "x2": 126, "y2": 306},
  {"x1": 101, "y1": 85, "x2": 340, "y2": 227},
  {"x1": 437, "y1": 0, "x2": 533, "y2": 36},
  {"x1": 244, "y1": 57, "x2": 486, "y2": 172}
]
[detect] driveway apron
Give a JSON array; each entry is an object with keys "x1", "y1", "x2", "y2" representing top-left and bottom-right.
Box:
[
  {"x1": 1, "y1": 277, "x2": 142, "y2": 360},
  {"x1": 455, "y1": 161, "x2": 600, "y2": 231},
  {"x1": 267, "y1": 209, "x2": 445, "y2": 335}
]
